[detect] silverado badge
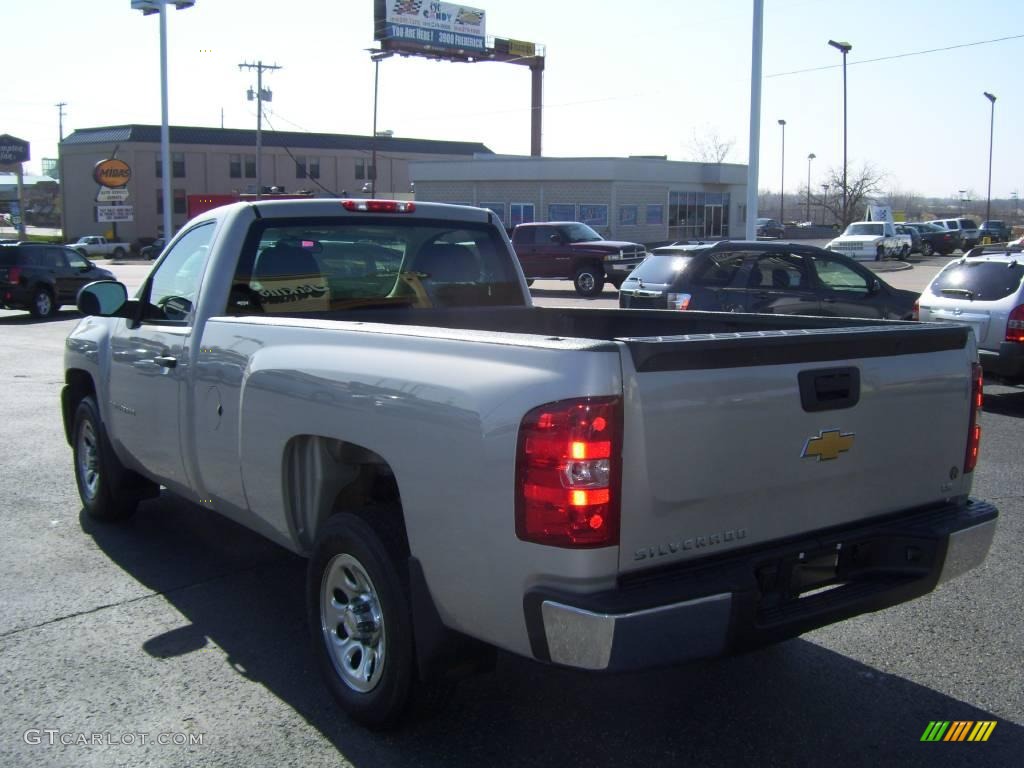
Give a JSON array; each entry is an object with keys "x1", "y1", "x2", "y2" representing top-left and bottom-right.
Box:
[{"x1": 802, "y1": 429, "x2": 855, "y2": 461}]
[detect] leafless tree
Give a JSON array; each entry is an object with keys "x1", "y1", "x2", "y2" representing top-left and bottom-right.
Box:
[
  {"x1": 885, "y1": 186, "x2": 923, "y2": 220},
  {"x1": 690, "y1": 126, "x2": 735, "y2": 164},
  {"x1": 821, "y1": 164, "x2": 886, "y2": 227}
]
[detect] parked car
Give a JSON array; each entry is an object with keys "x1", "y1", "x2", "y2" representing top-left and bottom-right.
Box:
[
  {"x1": 755, "y1": 218, "x2": 785, "y2": 238},
  {"x1": 932, "y1": 218, "x2": 980, "y2": 251},
  {"x1": 979, "y1": 220, "x2": 1012, "y2": 242},
  {"x1": 510, "y1": 221, "x2": 646, "y2": 296},
  {"x1": 917, "y1": 245, "x2": 1024, "y2": 382},
  {"x1": 618, "y1": 240, "x2": 917, "y2": 319},
  {"x1": 0, "y1": 243, "x2": 115, "y2": 318},
  {"x1": 825, "y1": 221, "x2": 904, "y2": 261},
  {"x1": 904, "y1": 222, "x2": 960, "y2": 256},
  {"x1": 894, "y1": 224, "x2": 921, "y2": 254},
  {"x1": 140, "y1": 237, "x2": 166, "y2": 260}
]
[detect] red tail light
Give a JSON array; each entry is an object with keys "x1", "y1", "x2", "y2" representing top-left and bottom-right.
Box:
[
  {"x1": 7, "y1": 266, "x2": 22, "y2": 284},
  {"x1": 341, "y1": 199, "x2": 416, "y2": 213},
  {"x1": 912, "y1": 300, "x2": 919, "y2": 321},
  {"x1": 516, "y1": 397, "x2": 621, "y2": 548},
  {"x1": 1006, "y1": 304, "x2": 1024, "y2": 343},
  {"x1": 964, "y1": 363, "x2": 983, "y2": 474}
]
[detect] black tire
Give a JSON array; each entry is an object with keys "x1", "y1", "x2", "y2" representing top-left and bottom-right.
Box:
[
  {"x1": 28, "y1": 286, "x2": 56, "y2": 319},
  {"x1": 900, "y1": 245, "x2": 910, "y2": 259},
  {"x1": 72, "y1": 395, "x2": 139, "y2": 521},
  {"x1": 921, "y1": 241, "x2": 933, "y2": 257},
  {"x1": 875, "y1": 245, "x2": 884, "y2": 262},
  {"x1": 112, "y1": 247, "x2": 126, "y2": 259},
  {"x1": 610, "y1": 277, "x2": 624, "y2": 290},
  {"x1": 573, "y1": 265, "x2": 605, "y2": 297},
  {"x1": 308, "y1": 512, "x2": 417, "y2": 728}
]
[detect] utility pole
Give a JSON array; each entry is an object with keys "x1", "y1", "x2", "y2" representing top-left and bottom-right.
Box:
[
  {"x1": 238, "y1": 60, "x2": 282, "y2": 198},
  {"x1": 56, "y1": 101, "x2": 67, "y2": 240}
]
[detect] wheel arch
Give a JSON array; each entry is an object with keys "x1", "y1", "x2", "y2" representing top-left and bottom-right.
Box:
[{"x1": 62, "y1": 368, "x2": 96, "y2": 445}]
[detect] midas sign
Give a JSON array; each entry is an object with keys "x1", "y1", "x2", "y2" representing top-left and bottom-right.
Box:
[{"x1": 93, "y1": 158, "x2": 132, "y2": 188}]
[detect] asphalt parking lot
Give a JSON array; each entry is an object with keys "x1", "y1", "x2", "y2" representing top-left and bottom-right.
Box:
[{"x1": 0, "y1": 256, "x2": 1021, "y2": 767}]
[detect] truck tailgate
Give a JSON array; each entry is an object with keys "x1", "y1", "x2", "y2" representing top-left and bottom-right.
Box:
[{"x1": 616, "y1": 323, "x2": 974, "y2": 574}]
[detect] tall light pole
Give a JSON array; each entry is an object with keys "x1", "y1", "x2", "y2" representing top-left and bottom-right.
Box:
[
  {"x1": 959, "y1": 189, "x2": 967, "y2": 216},
  {"x1": 828, "y1": 39, "x2": 852, "y2": 225},
  {"x1": 777, "y1": 119, "x2": 786, "y2": 224},
  {"x1": 745, "y1": 0, "x2": 764, "y2": 241},
  {"x1": 1011, "y1": 191, "x2": 1019, "y2": 223},
  {"x1": 133, "y1": 1, "x2": 195, "y2": 240},
  {"x1": 366, "y1": 49, "x2": 393, "y2": 199},
  {"x1": 239, "y1": 61, "x2": 281, "y2": 199},
  {"x1": 806, "y1": 153, "x2": 816, "y2": 222},
  {"x1": 983, "y1": 92, "x2": 996, "y2": 224},
  {"x1": 821, "y1": 183, "x2": 830, "y2": 226}
]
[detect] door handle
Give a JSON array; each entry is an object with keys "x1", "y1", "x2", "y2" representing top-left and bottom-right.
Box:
[
  {"x1": 155, "y1": 355, "x2": 177, "y2": 369},
  {"x1": 822, "y1": 297, "x2": 838, "y2": 303}
]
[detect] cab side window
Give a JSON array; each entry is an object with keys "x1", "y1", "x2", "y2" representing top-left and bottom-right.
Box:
[
  {"x1": 143, "y1": 224, "x2": 215, "y2": 323},
  {"x1": 690, "y1": 252, "x2": 748, "y2": 287},
  {"x1": 748, "y1": 253, "x2": 807, "y2": 289},
  {"x1": 814, "y1": 257, "x2": 870, "y2": 293}
]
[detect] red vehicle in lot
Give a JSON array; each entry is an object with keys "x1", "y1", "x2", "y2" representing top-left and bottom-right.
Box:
[{"x1": 510, "y1": 221, "x2": 647, "y2": 296}]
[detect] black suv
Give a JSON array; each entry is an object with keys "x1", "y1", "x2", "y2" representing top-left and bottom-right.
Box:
[
  {"x1": 0, "y1": 243, "x2": 115, "y2": 318},
  {"x1": 618, "y1": 240, "x2": 917, "y2": 319}
]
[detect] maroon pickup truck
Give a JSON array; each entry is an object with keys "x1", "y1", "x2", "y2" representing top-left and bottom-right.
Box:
[{"x1": 511, "y1": 221, "x2": 647, "y2": 296}]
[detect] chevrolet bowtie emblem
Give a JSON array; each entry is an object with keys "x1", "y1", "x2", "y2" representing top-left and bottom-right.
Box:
[{"x1": 802, "y1": 429, "x2": 855, "y2": 461}]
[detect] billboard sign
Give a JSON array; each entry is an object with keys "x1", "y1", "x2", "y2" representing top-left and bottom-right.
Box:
[
  {"x1": 96, "y1": 205, "x2": 134, "y2": 223},
  {"x1": 380, "y1": 1, "x2": 486, "y2": 51},
  {"x1": 94, "y1": 158, "x2": 132, "y2": 188},
  {"x1": 0, "y1": 134, "x2": 30, "y2": 164},
  {"x1": 97, "y1": 187, "x2": 130, "y2": 202}
]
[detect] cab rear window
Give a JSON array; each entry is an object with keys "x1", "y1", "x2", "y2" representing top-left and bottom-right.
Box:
[
  {"x1": 628, "y1": 254, "x2": 694, "y2": 284},
  {"x1": 929, "y1": 260, "x2": 1024, "y2": 301}
]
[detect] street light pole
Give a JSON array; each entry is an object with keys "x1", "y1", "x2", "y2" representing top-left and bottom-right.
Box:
[
  {"x1": 828, "y1": 39, "x2": 852, "y2": 225},
  {"x1": 806, "y1": 153, "x2": 816, "y2": 223},
  {"x1": 778, "y1": 119, "x2": 786, "y2": 225},
  {"x1": 367, "y1": 50, "x2": 393, "y2": 199},
  {"x1": 983, "y1": 92, "x2": 996, "y2": 225},
  {"x1": 821, "y1": 183, "x2": 830, "y2": 226},
  {"x1": 959, "y1": 189, "x2": 966, "y2": 216}
]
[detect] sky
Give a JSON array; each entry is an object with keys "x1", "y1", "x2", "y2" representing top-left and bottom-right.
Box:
[{"x1": 2, "y1": 0, "x2": 1021, "y2": 203}]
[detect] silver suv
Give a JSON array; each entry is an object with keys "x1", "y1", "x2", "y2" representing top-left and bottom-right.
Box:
[
  {"x1": 917, "y1": 247, "x2": 1024, "y2": 381},
  {"x1": 932, "y1": 218, "x2": 979, "y2": 251}
]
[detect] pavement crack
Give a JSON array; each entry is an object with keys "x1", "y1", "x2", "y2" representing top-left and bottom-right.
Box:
[{"x1": 0, "y1": 556, "x2": 294, "y2": 641}]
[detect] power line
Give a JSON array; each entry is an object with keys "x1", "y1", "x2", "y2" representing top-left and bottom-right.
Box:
[{"x1": 766, "y1": 33, "x2": 1024, "y2": 78}]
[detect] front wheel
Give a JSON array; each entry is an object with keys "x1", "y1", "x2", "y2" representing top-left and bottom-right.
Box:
[
  {"x1": 921, "y1": 241, "x2": 933, "y2": 257},
  {"x1": 308, "y1": 513, "x2": 417, "y2": 728},
  {"x1": 112, "y1": 247, "x2": 126, "y2": 259},
  {"x1": 573, "y1": 265, "x2": 605, "y2": 297},
  {"x1": 72, "y1": 396, "x2": 139, "y2": 521},
  {"x1": 875, "y1": 246, "x2": 884, "y2": 262}
]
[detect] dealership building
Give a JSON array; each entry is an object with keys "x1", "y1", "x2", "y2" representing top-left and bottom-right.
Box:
[
  {"x1": 59, "y1": 124, "x2": 493, "y2": 242},
  {"x1": 409, "y1": 156, "x2": 750, "y2": 244}
]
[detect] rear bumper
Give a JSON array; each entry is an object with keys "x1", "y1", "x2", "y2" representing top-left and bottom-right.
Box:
[
  {"x1": 525, "y1": 498, "x2": 997, "y2": 671},
  {"x1": 979, "y1": 344, "x2": 1024, "y2": 379},
  {"x1": 605, "y1": 257, "x2": 646, "y2": 275},
  {"x1": 0, "y1": 284, "x2": 32, "y2": 309}
]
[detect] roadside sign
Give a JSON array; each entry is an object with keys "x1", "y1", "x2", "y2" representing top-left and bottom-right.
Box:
[
  {"x1": 93, "y1": 158, "x2": 132, "y2": 188},
  {"x1": 97, "y1": 187, "x2": 130, "y2": 202},
  {"x1": 96, "y1": 205, "x2": 134, "y2": 223},
  {"x1": 0, "y1": 135, "x2": 30, "y2": 164}
]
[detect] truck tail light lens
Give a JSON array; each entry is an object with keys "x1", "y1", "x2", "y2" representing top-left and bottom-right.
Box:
[
  {"x1": 341, "y1": 199, "x2": 416, "y2": 213},
  {"x1": 516, "y1": 397, "x2": 621, "y2": 548},
  {"x1": 667, "y1": 292, "x2": 691, "y2": 310},
  {"x1": 912, "y1": 300, "x2": 919, "y2": 321},
  {"x1": 1006, "y1": 304, "x2": 1024, "y2": 343},
  {"x1": 964, "y1": 363, "x2": 983, "y2": 474}
]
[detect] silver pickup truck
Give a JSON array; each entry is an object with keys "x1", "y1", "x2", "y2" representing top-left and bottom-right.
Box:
[{"x1": 63, "y1": 199, "x2": 997, "y2": 727}]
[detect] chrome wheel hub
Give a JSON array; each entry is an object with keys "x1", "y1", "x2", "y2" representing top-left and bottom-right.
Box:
[
  {"x1": 320, "y1": 553, "x2": 385, "y2": 693},
  {"x1": 578, "y1": 273, "x2": 595, "y2": 292},
  {"x1": 76, "y1": 420, "x2": 100, "y2": 501},
  {"x1": 36, "y1": 292, "x2": 52, "y2": 316}
]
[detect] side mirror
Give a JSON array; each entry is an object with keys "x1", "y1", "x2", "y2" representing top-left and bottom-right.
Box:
[
  {"x1": 869, "y1": 278, "x2": 881, "y2": 294},
  {"x1": 78, "y1": 280, "x2": 128, "y2": 317},
  {"x1": 550, "y1": 233, "x2": 564, "y2": 244}
]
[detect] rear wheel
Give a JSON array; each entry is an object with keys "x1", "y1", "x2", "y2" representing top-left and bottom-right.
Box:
[
  {"x1": 29, "y1": 286, "x2": 56, "y2": 318},
  {"x1": 573, "y1": 265, "x2": 605, "y2": 297},
  {"x1": 112, "y1": 247, "x2": 126, "y2": 259},
  {"x1": 900, "y1": 245, "x2": 910, "y2": 258},
  {"x1": 308, "y1": 512, "x2": 417, "y2": 728},
  {"x1": 875, "y1": 245, "x2": 884, "y2": 262},
  {"x1": 921, "y1": 241, "x2": 933, "y2": 257}
]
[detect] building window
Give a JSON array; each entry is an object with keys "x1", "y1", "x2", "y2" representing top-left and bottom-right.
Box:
[
  {"x1": 480, "y1": 202, "x2": 505, "y2": 225},
  {"x1": 579, "y1": 204, "x2": 608, "y2": 228},
  {"x1": 619, "y1": 205, "x2": 638, "y2": 226},
  {"x1": 548, "y1": 204, "x2": 575, "y2": 221},
  {"x1": 244, "y1": 156, "x2": 256, "y2": 178},
  {"x1": 156, "y1": 188, "x2": 163, "y2": 215},
  {"x1": 510, "y1": 203, "x2": 535, "y2": 228},
  {"x1": 172, "y1": 152, "x2": 185, "y2": 178},
  {"x1": 155, "y1": 156, "x2": 162, "y2": 178},
  {"x1": 668, "y1": 191, "x2": 731, "y2": 239},
  {"x1": 355, "y1": 159, "x2": 366, "y2": 180},
  {"x1": 646, "y1": 204, "x2": 664, "y2": 225},
  {"x1": 173, "y1": 189, "x2": 186, "y2": 215},
  {"x1": 295, "y1": 155, "x2": 307, "y2": 179},
  {"x1": 309, "y1": 157, "x2": 320, "y2": 179},
  {"x1": 229, "y1": 154, "x2": 242, "y2": 178}
]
